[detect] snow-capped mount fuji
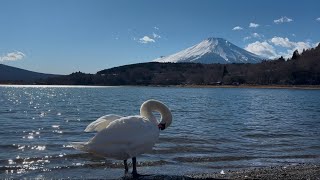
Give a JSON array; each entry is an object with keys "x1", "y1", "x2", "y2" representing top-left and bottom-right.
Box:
[{"x1": 153, "y1": 37, "x2": 262, "y2": 64}]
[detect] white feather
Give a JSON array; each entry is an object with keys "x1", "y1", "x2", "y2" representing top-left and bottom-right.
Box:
[
  {"x1": 84, "y1": 114, "x2": 122, "y2": 132},
  {"x1": 71, "y1": 142, "x2": 88, "y2": 152},
  {"x1": 82, "y1": 116, "x2": 159, "y2": 159},
  {"x1": 72, "y1": 99, "x2": 172, "y2": 160}
]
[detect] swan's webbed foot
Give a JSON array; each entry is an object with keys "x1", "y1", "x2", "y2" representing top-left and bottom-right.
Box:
[
  {"x1": 131, "y1": 172, "x2": 150, "y2": 178},
  {"x1": 131, "y1": 171, "x2": 141, "y2": 178}
]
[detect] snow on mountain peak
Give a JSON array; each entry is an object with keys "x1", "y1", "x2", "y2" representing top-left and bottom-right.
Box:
[{"x1": 153, "y1": 37, "x2": 262, "y2": 64}]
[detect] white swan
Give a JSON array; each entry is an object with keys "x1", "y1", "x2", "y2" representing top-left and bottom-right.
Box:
[{"x1": 71, "y1": 99, "x2": 172, "y2": 177}]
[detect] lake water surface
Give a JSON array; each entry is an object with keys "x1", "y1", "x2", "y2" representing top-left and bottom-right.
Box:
[{"x1": 0, "y1": 85, "x2": 319, "y2": 179}]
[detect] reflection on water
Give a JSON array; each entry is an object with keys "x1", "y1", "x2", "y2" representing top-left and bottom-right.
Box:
[{"x1": 0, "y1": 85, "x2": 320, "y2": 178}]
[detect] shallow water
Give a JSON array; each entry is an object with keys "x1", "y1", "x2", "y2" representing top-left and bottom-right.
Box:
[{"x1": 0, "y1": 85, "x2": 319, "y2": 179}]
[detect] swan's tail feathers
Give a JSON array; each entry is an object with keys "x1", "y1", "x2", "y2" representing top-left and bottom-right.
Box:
[{"x1": 71, "y1": 142, "x2": 89, "y2": 152}]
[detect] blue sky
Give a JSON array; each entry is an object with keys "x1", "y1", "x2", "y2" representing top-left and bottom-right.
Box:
[{"x1": 1, "y1": 0, "x2": 320, "y2": 74}]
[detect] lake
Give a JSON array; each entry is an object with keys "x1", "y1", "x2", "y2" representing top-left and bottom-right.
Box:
[{"x1": 0, "y1": 85, "x2": 319, "y2": 179}]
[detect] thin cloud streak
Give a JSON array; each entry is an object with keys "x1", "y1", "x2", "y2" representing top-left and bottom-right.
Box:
[
  {"x1": 249, "y1": 23, "x2": 259, "y2": 28},
  {"x1": 232, "y1": 26, "x2": 243, "y2": 30},
  {"x1": 139, "y1": 36, "x2": 155, "y2": 44},
  {"x1": 274, "y1": 16, "x2": 293, "y2": 24},
  {"x1": 0, "y1": 51, "x2": 26, "y2": 62}
]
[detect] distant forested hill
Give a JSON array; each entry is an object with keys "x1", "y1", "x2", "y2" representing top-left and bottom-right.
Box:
[
  {"x1": 0, "y1": 64, "x2": 60, "y2": 83},
  {"x1": 5, "y1": 43, "x2": 320, "y2": 86},
  {"x1": 44, "y1": 43, "x2": 320, "y2": 86}
]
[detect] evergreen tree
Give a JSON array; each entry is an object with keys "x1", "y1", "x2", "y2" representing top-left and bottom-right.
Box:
[
  {"x1": 278, "y1": 56, "x2": 285, "y2": 61},
  {"x1": 222, "y1": 65, "x2": 228, "y2": 77},
  {"x1": 292, "y1": 50, "x2": 300, "y2": 60}
]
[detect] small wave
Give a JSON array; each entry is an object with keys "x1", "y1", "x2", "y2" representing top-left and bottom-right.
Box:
[
  {"x1": 0, "y1": 144, "x2": 17, "y2": 150},
  {"x1": 0, "y1": 152, "x2": 121, "y2": 166},
  {"x1": 244, "y1": 133, "x2": 303, "y2": 139},
  {"x1": 55, "y1": 160, "x2": 170, "y2": 170},
  {"x1": 159, "y1": 137, "x2": 212, "y2": 144},
  {"x1": 173, "y1": 156, "x2": 256, "y2": 163},
  {"x1": 173, "y1": 154, "x2": 320, "y2": 163},
  {"x1": 0, "y1": 153, "x2": 91, "y2": 165},
  {"x1": 244, "y1": 142, "x2": 296, "y2": 148},
  {"x1": 0, "y1": 165, "x2": 23, "y2": 171},
  {"x1": 152, "y1": 146, "x2": 217, "y2": 154},
  {"x1": 263, "y1": 154, "x2": 320, "y2": 159},
  {"x1": 207, "y1": 164, "x2": 257, "y2": 169},
  {"x1": 0, "y1": 160, "x2": 170, "y2": 174},
  {"x1": 309, "y1": 145, "x2": 320, "y2": 150},
  {"x1": 0, "y1": 143, "x2": 64, "y2": 152},
  {"x1": 61, "y1": 153, "x2": 105, "y2": 161},
  {"x1": 0, "y1": 110, "x2": 17, "y2": 114}
]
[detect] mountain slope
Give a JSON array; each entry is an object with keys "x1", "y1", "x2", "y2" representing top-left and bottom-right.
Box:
[
  {"x1": 154, "y1": 38, "x2": 262, "y2": 64},
  {"x1": 0, "y1": 64, "x2": 60, "y2": 82},
  {"x1": 44, "y1": 43, "x2": 320, "y2": 85}
]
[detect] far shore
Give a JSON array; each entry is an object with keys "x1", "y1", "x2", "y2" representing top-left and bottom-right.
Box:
[
  {"x1": 175, "y1": 84, "x2": 320, "y2": 90},
  {"x1": 1, "y1": 83, "x2": 320, "y2": 90}
]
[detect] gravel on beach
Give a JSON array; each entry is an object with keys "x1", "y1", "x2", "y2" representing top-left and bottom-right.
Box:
[
  {"x1": 190, "y1": 163, "x2": 320, "y2": 180},
  {"x1": 121, "y1": 164, "x2": 320, "y2": 180}
]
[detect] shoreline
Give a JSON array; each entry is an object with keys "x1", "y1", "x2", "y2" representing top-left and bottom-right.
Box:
[
  {"x1": 1, "y1": 84, "x2": 320, "y2": 90},
  {"x1": 175, "y1": 84, "x2": 320, "y2": 90},
  {"x1": 122, "y1": 163, "x2": 320, "y2": 180},
  {"x1": 188, "y1": 163, "x2": 320, "y2": 180}
]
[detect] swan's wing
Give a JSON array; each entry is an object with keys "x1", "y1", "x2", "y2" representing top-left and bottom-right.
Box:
[
  {"x1": 70, "y1": 142, "x2": 89, "y2": 152},
  {"x1": 86, "y1": 116, "x2": 159, "y2": 159},
  {"x1": 84, "y1": 114, "x2": 123, "y2": 132}
]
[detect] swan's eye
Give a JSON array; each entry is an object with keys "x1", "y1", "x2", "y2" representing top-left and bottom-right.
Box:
[{"x1": 158, "y1": 123, "x2": 166, "y2": 130}]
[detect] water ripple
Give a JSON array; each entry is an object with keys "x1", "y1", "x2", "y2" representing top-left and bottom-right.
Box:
[{"x1": 1, "y1": 86, "x2": 320, "y2": 178}]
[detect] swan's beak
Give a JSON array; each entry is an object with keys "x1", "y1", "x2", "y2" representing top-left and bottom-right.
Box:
[{"x1": 158, "y1": 123, "x2": 166, "y2": 130}]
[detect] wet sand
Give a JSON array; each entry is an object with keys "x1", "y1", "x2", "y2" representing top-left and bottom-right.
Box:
[{"x1": 122, "y1": 164, "x2": 320, "y2": 180}]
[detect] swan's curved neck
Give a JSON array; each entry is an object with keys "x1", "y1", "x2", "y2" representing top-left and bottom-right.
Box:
[{"x1": 140, "y1": 100, "x2": 172, "y2": 128}]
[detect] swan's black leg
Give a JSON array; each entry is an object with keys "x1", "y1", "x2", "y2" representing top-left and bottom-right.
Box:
[
  {"x1": 124, "y1": 159, "x2": 128, "y2": 174},
  {"x1": 132, "y1": 157, "x2": 139, "y2": 177}
]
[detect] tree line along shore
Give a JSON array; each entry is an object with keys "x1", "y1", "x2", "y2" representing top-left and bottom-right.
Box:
[{"x1": 2, "y1": 43, "x2": 320, "y2": 86}]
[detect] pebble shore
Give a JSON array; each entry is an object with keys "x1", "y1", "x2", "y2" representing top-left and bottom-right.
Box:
[{"x1": 122, "y1": 164, "x2": 320, "y2": 180}]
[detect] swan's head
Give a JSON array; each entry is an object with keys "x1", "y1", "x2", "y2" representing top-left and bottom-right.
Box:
[{"x1": 140, "y1": 99, "x2": 172, "y2": 130}]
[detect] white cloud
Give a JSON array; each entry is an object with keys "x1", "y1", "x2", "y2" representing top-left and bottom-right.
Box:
[
  {"x1": 139, "y1": 36, "x2": 155, "y2": 44},
  {"x1": 270, "y1": 36, "x2": 314, "y2": 54},
  {"x1": 249, "y1": 23, "x2": 259, "y2": 28},
  {"x1": 245, "y1": 41, "x2": 278, "y2": 59},
  {"x1": 274, "y1": 16, "x2": 293, "y2": 24},
  {"x1": 243, "y1": 33, "x2": 263, "y2": 41},
  {"x1": 252, "y1": 33, "x2": 262, "y2": 38},
  {"x1": 137, "y1": 31, "x2": 161, "y2": 44},
  {"x1": 316, "y1": 17, "x2": 320, "y2": 21},
  {"x1": 0, "y1": 51, "x2": 26, "y2": 62},
  {"x1": 270, "y1": 37, "x2": 294, "y2": 48},
  {"x1": 294, "y1": 41, "x2": 314, "y2": 53},
  {"x1": 243, "y1": 36, "x2": 251, "y2": 41},
  {"x1": 152, "y1": 32, "x2": 161, "y2": 39},
  {"x1": 154, "y1": 26, "x2": 159, "y2": 30},
  {"x1": 232, "y1": 26, "x2": 243, "y2": 30},
  {"x1": 245, "y1": 37, "x2": 318, "y2": 59}
]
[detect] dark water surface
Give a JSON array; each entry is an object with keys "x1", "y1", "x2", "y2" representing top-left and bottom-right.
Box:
[{"x1": 0, "y1": 85, "x2": 319, "y2": 179}]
